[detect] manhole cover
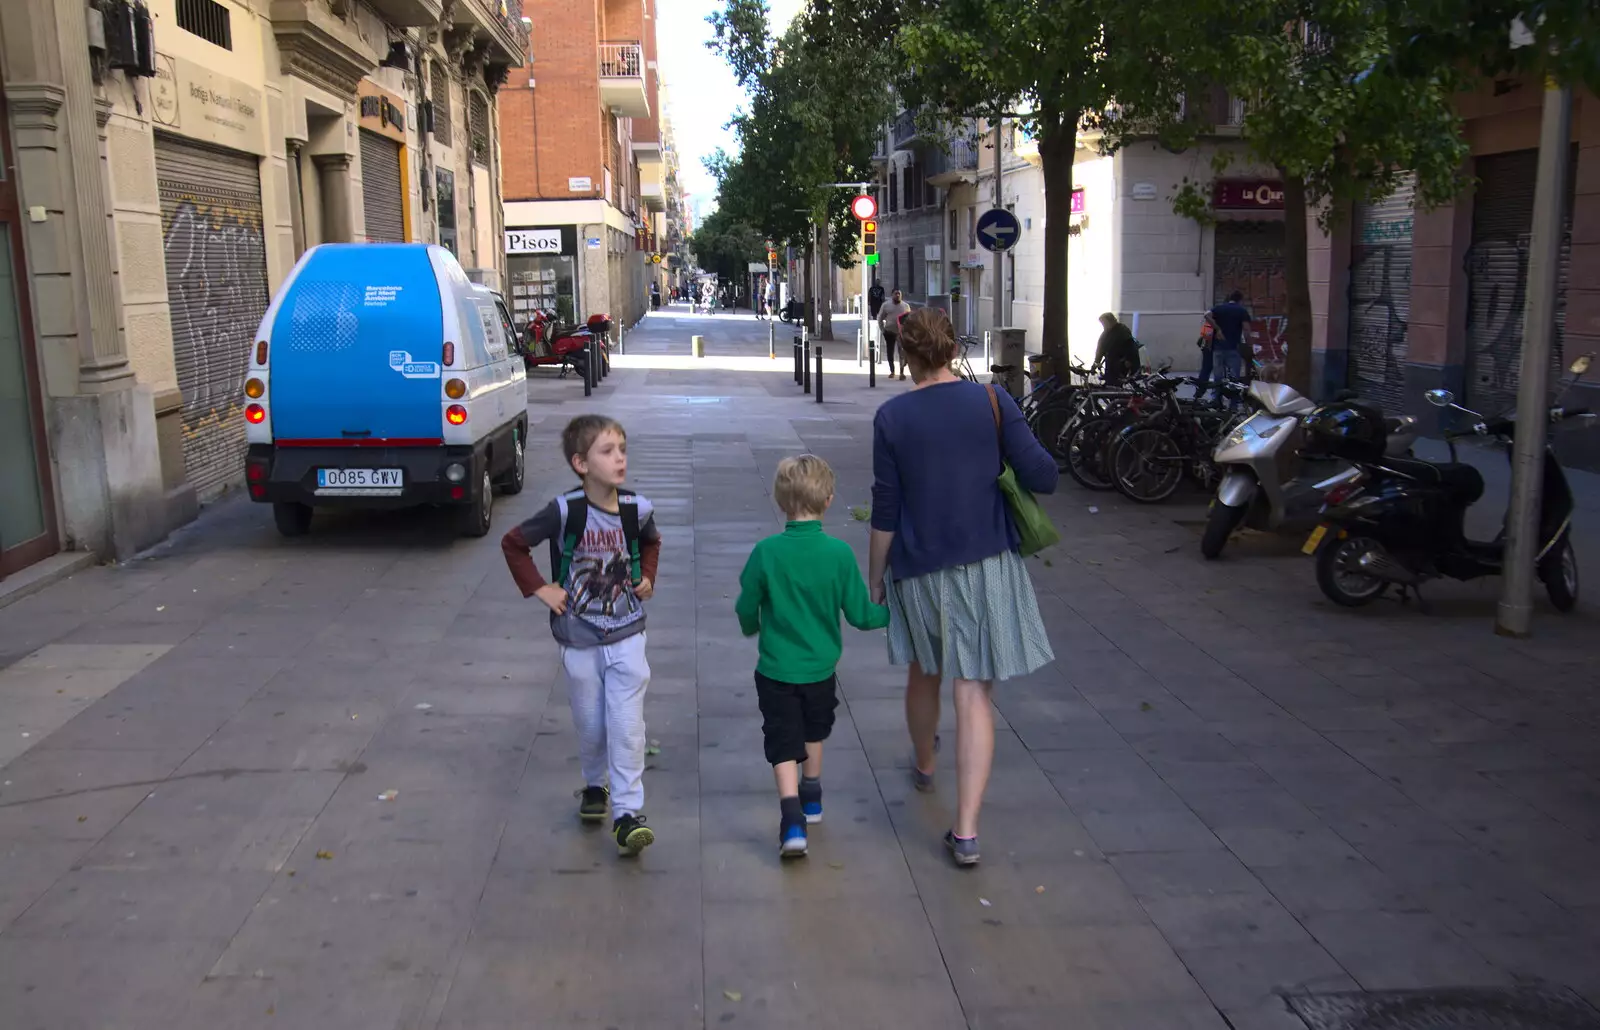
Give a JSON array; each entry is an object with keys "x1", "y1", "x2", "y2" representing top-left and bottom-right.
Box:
[{"x1": 1287, "y1": 986, "x2": 1600, "y2": 1030}]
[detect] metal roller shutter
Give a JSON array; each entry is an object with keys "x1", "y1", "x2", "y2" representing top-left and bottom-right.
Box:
[
  {"x1": 1464, "y1": 148, "x2": 1575, "y2": 413},
  {"x1": 156, "y1": 134, "x2": 269, "y2": 501},
  {"x1": 1347, "y1": 175, "x2": 1415, "y2": 413},
  {"x1": 360, "y1": 130, "x2": 405, "y2": 243}
]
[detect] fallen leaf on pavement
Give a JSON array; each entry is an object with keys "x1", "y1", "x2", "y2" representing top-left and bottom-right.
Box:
[
  {"x1": 828, "y1": 861, "x2": 844, "y2": 869},
  {"x1": 1035, "y1": 886, "x2": 1046, "y2": 894},
  {"x1": 315, "y1": 850, "x2": 334, "y2": 860},
  {"x1": 77, "y1": 815, "x2": 87, "y2": 822},
  {"x1": 377, "y1": 790, "x2": 398, "y2": 802},
  {"x1": 979, "y1": 897, "x2": 991, "y2": 907},
  {"x1": 723, "y1": 990, "x2": 742, "y2": 1002},
  {"x1": 1139, "y1": 701, "x2": 1153, "y2": 712}
]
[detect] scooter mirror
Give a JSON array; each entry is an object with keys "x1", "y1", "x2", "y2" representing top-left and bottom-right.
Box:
[
  {"x1": 1570, "y1": 354, "x2": 1592, "y2": 376},
  {"x1": 1424, "y1": 389, "x2": 1454, "y2": 408}
]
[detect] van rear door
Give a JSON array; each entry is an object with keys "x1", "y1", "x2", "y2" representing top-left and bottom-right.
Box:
[{"x1": 269, "y1": 245, "x2": 445, "y2": 444}]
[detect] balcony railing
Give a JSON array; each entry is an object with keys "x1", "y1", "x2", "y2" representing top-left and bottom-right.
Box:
[
  {"x1": 892, "y1": 109, "x2": 920, "y2": 149},
  {"x1": 599, "y1": 41, "x2": 644, "y2": 80}
]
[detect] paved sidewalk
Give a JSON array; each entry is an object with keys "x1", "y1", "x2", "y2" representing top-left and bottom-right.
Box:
[{"x1": 1, "y1": 301, "x2": 1598, "y2": 1029}]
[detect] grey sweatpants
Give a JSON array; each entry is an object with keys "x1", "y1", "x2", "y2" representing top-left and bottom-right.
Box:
[{"x1": 560, "y1": 633, "x2": 650, "y2": 817}]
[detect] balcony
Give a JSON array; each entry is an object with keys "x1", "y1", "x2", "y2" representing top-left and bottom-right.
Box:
[
  {"x1": 365, "y1": 0, "x2": 441, "y2": 28},
  {"x1": 599, "y1": 41, "x2": 650, "y2": 118},
  {"x1": 891, "y1": 109, "x2": 923, "y2": 150},
  {"x1": 448, "y1": 0, "x2": 528, "y2": 71},
  {"x1": 641, "y1": 179, "x2": 665, "y2": 211},
  {"x1": 926, "y1": 135, "x2": 981, "y2": 186},
  {"x1": 633, "y1": 139, "x2": 663, "y2": 167}
]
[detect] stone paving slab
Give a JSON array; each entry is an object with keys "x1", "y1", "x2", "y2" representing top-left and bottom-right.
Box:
[{"x1": 1, "y1": 303, "x2": 1599, "y2": 1027}]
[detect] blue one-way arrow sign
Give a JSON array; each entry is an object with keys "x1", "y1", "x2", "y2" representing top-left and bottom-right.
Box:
[{"x1": 976, "y1": 208, "x2": 1021, "y2": 252}]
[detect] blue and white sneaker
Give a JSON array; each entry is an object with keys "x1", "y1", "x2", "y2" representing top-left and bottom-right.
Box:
[
  {"x1": 779, "y1": 822, "x2": 808, "y2": 859},
  {"x1": 801, "y1": 798, "x2": 823, "y2": 824}
]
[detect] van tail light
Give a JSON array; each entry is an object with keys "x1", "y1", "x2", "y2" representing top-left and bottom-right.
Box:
[
  {"x1": 245, "y1": 378, "x2": 265, "y2": 398},
  {"x1": 246, "y1": 462, "x2": 266, "y2": 482},
  {"x1": 443, "y1": 342, "x2": 455, "y2": 366},
  {"x1": 249, "y1": 484, "x2": 266, "y2": 500},
  {"x1": 255, "y1": 341, "x2": 268, "y2": 365},
  {"x1": 446, "y1": 404, "x2": 468, "y2": 426},
  {"x1": 445, "y1": 378, "x2": 466, "y2": 399},
  {"x1": 245, "y1": 403, "x2": 266, "y2": 424}
]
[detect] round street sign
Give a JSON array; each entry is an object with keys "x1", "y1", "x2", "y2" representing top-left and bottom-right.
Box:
[
  {"x1": 976, "y1": 208, "x2": 1021, "y2": 252},
  {"x1": 851, "y1": 194, "x2": 878, "y2": 221}
]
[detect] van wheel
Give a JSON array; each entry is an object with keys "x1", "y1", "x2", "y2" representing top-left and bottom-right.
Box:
[
  {"x1": 459, "y1": 464, "x2": 493, "y2": 538},
  {"x1": 497, "y1": 431, "x2": 526, "y2": 496},
  {"x1": 273, "y1": 502, "x2": 313, "y2": 538}
]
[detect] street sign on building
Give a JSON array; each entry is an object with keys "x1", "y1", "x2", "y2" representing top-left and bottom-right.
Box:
[{"x1": 976, "y1": 208, "x2": 1020, "y2": 252}]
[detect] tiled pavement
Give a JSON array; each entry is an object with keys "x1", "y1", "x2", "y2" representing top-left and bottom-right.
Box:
[{"x1": 1, "y1": 304, "x2": 1599, "y2": 1029}]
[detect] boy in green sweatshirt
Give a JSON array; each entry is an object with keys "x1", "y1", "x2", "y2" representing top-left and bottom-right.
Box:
[{"x1": 736, "y1": 455, "x2": 890, "y2": 858}]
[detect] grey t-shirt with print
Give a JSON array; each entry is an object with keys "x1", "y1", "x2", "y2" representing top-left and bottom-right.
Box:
[{"x1": 517, "y1": 489, "x2": 660, "y2": 647}]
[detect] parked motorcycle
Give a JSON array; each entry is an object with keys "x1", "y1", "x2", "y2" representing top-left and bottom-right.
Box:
[
  {"x1": 1202, "y1": 382, "x2": 1418, "y2": 559},
  {"x1": 524, "y1": 311, "x2": 611, "y2": 380},
  {"x1": 1304, "y1": 354, "x2": 1595, "y2": 610},
  {"x1": 778, "y1": 298, "x2": 805, "y2": 324}
]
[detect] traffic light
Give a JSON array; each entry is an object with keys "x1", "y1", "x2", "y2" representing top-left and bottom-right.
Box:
[{"x1": 862, "y1": 219, "x2": 877, "y2": 258}]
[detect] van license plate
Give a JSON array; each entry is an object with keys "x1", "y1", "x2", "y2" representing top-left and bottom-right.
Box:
[
  {"x1": 1301, "y1": 524, "x2": 1329, "y2": 555},
  {"x1": 317, "y1": 468, "x2": 403, "y2": 495}
]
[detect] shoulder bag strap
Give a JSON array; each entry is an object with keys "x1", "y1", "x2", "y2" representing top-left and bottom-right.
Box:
[
  {"x1": 558, "y1": 496, "x2": 588, "y2": 584},
  {"x1": 617, "y1": 492, "x2": 643, "y2": 583},
  {"x1": 985, "y1": 384, "x2": 1006, "y2": 471}
]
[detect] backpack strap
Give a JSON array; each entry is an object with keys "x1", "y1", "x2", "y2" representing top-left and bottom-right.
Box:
[
  {"x1": 617, "y1": 490, "x2": 643, "y2": 584},
  {"x1": 557, "y1": 494, "x2": 588, "y2": 585}
]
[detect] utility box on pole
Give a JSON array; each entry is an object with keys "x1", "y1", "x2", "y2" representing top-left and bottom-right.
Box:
[{"x1": 995, "y1": 328, "x2": 1027, "y2": 398}]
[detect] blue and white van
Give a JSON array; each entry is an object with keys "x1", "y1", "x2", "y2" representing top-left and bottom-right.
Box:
[{"x1": 242, "y1": 243, "x2": 527, "y2": 537}]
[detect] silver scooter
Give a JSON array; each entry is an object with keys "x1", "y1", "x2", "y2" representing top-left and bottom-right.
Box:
[{"x1": 1202, "y1": 382, "x2": 1417, "y2": 559}]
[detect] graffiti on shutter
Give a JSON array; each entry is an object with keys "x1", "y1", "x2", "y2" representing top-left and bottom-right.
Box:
[
  {"x1": 157, "y1": 135, "x2": 269, "y2": 500},
  {"x1": 1464, "y1": 147, "x2": 1576, "y2": 414},
  {"x1": 1347, "y1": 174, "x2": 1415, "y2": 412}
]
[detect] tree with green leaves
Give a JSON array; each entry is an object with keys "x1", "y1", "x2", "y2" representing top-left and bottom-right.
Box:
[
  {"x1": 709, "y1": 0, "x2": 896, "y2": 338},
  {"x1": 688, "y1": 206, "x2": 766, "y2": 287}
]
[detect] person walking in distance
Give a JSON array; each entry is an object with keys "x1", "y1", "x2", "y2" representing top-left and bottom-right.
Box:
[
  {"x1": 876, "y1": 289, "x2": 913, "y2": 381},
  {"x1": 1204, "y1": 291, "x2": 1254, "y2": 399},
  {"x1": 501, "y1": 416, "x2": 664, "y2": 856},
  {"x1": 868, "y1": 279, "x2": 886, "y2": 319},
  {"x1": 868, "y1": 308, "x2": 1058, "y2": 867},
  {"x1": 1093, "y1": 312, "x2": 1142, "y2": 385},
  {"x1": 766, "y1": 277, "x2": 780, "y2": 324}
]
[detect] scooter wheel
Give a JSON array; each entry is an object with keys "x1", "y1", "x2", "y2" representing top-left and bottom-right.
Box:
[
  {"x1": 1201, "y1": 501, "x2": 1247, "y2": 560},
  {"x1": 1540, "y1": 536, "x2": 1579, "y2": 613},
  {"x1": 1315, "y1": 536, "x2": 1389, "y2": 607}
]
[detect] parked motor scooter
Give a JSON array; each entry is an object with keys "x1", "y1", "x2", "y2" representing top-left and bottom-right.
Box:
[
  {"x1": 524, "y1": 311, "x2": 611, "y2": 380},
  {"x1": 1202, "y1": 381, "x2": 1418, "y2": 559},
  {"x1": 778, "y1": 298, "x2": 805, "y2": 324},
  {"x1": 1304, "y1": 354, "x2": 1595, "y2": 610}
]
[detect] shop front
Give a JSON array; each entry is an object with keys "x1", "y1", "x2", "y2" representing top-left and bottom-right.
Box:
[
  {"x1": 151, "y1": 54, "x2": 271, "y2": 501},
  {"x1": 1212, "y1": 179, "x2": 1289, "y2": 378},
  {"x1": 0, "y1": 91, "x2": 55, "y2": 578},
  {"x1": 357, "y1": 81, "x2": 408, "y2": 243},
  {"x1": 506, "y1": 226, "x2": 580, "y2": 324}
]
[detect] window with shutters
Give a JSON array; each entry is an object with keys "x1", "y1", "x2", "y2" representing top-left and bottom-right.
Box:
[
  {"x1": 888, "y1": 172, "x2": 898, "y2": 213},
  {"x1": 469, "y1": 91, "x2": 490, "y2": 167},
  {"x1": 177, "y1": 0, "x2": 232, "y2": 50},
  {"x1": 431, "y1": 63, "x2": 452, "y2": 147}
]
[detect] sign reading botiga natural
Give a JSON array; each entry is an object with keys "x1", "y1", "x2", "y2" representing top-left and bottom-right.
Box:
[{"x1": 150, "y1": 53, "x2": 265, "y2": 155}]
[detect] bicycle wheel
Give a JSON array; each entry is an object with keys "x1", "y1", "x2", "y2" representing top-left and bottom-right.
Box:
[
  {"x1": 1033, "y1": 400, "x2": 1075, "y2": 462},
  {"x1": 1110, "y1": 426, "x2": 1184, "y2": 503},
  {"x1": 1064, "y1": 419, "x2": 1116, "y2": 491}
]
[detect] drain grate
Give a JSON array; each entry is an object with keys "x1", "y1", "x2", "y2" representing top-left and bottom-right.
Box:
[{"x1": 1286, "y1": 986, "x2": 1600, "y2": 1030}]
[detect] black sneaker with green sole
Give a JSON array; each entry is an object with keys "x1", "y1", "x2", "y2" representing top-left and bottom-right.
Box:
[
  {"x1": 576, "y1": 786, "x2": 609, "y2": 822},
  {"x1": 614, "y1": 813, "x2": 655, "y2": 856}
]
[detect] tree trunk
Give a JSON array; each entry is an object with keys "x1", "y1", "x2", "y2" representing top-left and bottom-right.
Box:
[
  {"x1": 818, "y1": 219, "x2": 834, "y2": 340},
  {"x1": 1037, "y1": 110, "x2": 1076, "y2": 376},
  {"x1": 1280, "y1": 171, "x2": 1314, "y2": 395}
]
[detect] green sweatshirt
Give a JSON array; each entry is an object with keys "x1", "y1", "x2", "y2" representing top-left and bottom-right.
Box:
[{"x1": 736, "y1": 520, "x2": 890, "y2": 683}]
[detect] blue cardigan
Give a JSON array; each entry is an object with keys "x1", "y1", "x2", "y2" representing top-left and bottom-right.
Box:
[{"x1": 871, "y1": 380, "x2": 1059, "y2": 581}]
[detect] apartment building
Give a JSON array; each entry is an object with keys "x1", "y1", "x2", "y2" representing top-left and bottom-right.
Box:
[
  {"x1": 499, "y1": 0, "x2": 675, "y2": 329},
  {"x1": 0, "y1": 0, "x2": 525, "y2": 582}
]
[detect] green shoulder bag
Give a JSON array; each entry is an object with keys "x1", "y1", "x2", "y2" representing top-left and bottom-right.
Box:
[{"x1": 987, "y1": 385, "x2": 1060, "y2": 556}]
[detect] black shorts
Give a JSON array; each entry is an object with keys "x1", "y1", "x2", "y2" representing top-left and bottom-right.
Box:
[{"x1": 754, "y1": 672, "x2": 838, "y2": 765}]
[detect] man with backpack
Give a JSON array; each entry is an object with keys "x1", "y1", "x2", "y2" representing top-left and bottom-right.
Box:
[{"x1": 1094, "y1": 312, "x2": 1141, "y2": 385}]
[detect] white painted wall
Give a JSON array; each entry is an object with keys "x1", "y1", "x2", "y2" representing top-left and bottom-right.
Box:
[{"x1": 1067, "y1": 150, "x2": 1118, "y2": 366}]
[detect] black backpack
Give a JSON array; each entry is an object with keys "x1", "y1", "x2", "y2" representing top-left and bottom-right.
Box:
[{"x1": 556, "y1": 490, "x2": 643, "y2": 585}]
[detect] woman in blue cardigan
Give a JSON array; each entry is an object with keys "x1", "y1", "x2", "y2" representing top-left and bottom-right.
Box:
[{"x1": 867, "y1": 307, "x2": 1058, "y2": 867}]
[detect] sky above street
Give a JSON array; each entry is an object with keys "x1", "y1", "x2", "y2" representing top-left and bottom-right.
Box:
[{"x1": 657, "y1": 0, "x2": 803, "y2": 222}]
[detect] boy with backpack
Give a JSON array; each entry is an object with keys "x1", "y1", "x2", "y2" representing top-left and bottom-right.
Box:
[
  {"x1": 735, "y1": 455, "x2": 889, "y2": 858},
  {"x1": 501, "y1": 415, "x2": 662, "y2": 856}
]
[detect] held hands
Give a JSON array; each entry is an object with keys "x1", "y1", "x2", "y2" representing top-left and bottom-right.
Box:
[
  {"x1": 870, "y1": 578, "x2": 886, "y2": 605},
  {"x1": 634, "y1": 576, "x2": 655, "y2": 601},
  {"x1": 534, "y1": 584, "x2": 568, "y2": 615}
]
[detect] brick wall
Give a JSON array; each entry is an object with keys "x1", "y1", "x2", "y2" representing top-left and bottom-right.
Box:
[{"x1": 500, "y1": 1, "x2": 603, "y2": 201}]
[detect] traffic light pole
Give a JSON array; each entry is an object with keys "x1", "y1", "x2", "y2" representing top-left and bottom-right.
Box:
[{"x1": 991, "y1": 110, "x2": 1004, "y2": 335}]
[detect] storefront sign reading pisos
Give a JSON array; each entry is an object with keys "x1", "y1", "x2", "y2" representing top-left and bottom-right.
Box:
[{"x1": 151, "y1": 53, "x2": 265, "y2": 155}]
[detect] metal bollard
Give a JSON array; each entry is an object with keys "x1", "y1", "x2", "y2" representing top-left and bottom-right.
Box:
[
  {"x1": 793, "y1": 336, "x2": 802, "y2": 384},
  {"x1": 803, "y1": 339, "x2": 812, "y2": 394},
  {"x1": 583, "y1": 337, "x2": 593, "y2": 397},
  {"x1": 869, "y1": 342, "x2": 876, "y2": 388},
  {"x1": 769, "y1": 320, "x2": 775, "y2": 360},
  {"x1": 815, "y1": 344, "x2": 823, "y2": 403}
]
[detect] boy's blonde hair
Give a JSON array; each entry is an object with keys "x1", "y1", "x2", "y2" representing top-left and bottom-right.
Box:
[{"x1": 773, "y1": 454, "x2": 835, "y2": 517}]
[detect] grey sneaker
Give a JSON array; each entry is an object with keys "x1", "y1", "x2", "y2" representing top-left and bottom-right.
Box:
[{"x1": 944, "y1": 830, "x2": 980, "y2": 867}]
